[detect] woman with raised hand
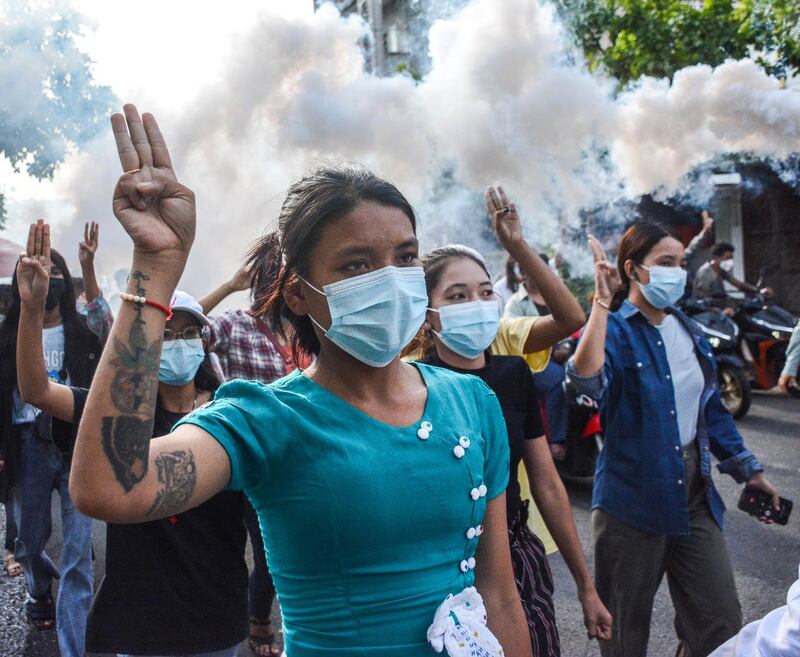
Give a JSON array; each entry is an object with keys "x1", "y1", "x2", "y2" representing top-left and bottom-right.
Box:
[
  {"x1": 71, "y1": 104, "x2": 532, "y2": 657},
  {"x1": 568, "y1": 224, "x2": 781, "y2": 657},
  {"x1": 0, "y1": 220, "x2": 100, "y2": 650},
  {"x1": 417, "y1": 188, "x2": 610, "y2": 656},
  {"x1": 17, "y1": 219, "x2": 248, "y2": 657}
]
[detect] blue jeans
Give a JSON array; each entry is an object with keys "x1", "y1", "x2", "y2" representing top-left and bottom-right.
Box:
[
  {"x1": 11, "y1": 423, "x2": 93, "y2": 657},
  {"x1": 118, "y1": 646, "x2": 240, "y2": 657},
  {"x1": 533, "y1": 361, "x2": 567, "y2": 445}
]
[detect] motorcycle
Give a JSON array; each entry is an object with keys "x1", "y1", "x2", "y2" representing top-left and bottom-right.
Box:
[
  {"x1": 557, "y1": 332, "x2": 603, "y2": 479},
  {"x1": 560, "y1": 385, "x2": 603, "y2": 478},
  {"x1": 733, "y1": 292, "x2": 799, "y2": 397},
  {"x1": 681, "y1": 298, "x2": 752, "y2": 418}
]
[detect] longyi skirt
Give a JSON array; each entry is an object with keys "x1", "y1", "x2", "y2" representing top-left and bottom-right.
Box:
[{"x1": 509, "y1": 502, "x2": 560, "y2": 657}]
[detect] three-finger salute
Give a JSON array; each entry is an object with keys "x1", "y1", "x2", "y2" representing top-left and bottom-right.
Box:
[{"x1": 111, "y1": 104, "x2": 195, "y2": 277}]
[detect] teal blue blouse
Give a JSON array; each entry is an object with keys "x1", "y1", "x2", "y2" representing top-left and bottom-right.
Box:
[{"x1": 178, "y1": 362, "x2": 510, "y2": 657}]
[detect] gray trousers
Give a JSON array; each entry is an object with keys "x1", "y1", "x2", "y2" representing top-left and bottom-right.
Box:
[{"x1": 593, "y1": 445, "x2": 742, "y2": 657}]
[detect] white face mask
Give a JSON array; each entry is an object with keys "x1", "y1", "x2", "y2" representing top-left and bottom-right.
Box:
[
  {"x1": 719, "y1": 258, "x2": 735, "y2": 272},
  {"x1": 428, "y1": 300, "x2": 500, "y2": 359},
  {"x1": 301, "y1": 266, "x2": 429, "y2": 368},
  {"x1": 637, "y1": 265, "x2": 688, "y2": 309}
]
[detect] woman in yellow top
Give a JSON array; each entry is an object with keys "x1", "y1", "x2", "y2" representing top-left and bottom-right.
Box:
[{"x1": 413, "y1": 187, "x2": 611, "y2": 655}]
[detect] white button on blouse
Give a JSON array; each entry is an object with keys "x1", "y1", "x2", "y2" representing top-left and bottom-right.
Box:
[
  {"x1": 417, "y1": 428, "x2": 430, "y2": 440},
  {"x1": 453, "y1": 445, "x2": 465, "y2": 459},
  {"x1": 458, "y1": 436, "x2": 471, "y2": 449},
  {"x1": 466, "y1": 527, "x2": 477, "y2": 540},
  {"x1": 467, "y1": 557, "x2": 476, "y2": 570},
  {"x1": 478, "y1": 484, "x2": 488, "y2": 498},
  {"x1": 459, "y1": 560, "x2": 470, "y2": 573},
  {"x1": 470, "y1": 488, "x2": 481, "y2": 501},
  {"x1": 420, "y1": 421, "x2": 433, "y2": 432}
]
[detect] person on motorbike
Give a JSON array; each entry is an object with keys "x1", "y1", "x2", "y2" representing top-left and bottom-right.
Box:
[
  {"x1": 568, "y1": 222, "x2": 781, "y2": 657},
  {"x1": 693, "y1": 243, "x2": 772, "y2": 316}
]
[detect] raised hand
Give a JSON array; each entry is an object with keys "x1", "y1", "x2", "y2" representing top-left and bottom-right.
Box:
[
  {"x1": 588, "y1": 235, "x2": 622, "y2": 306},
  {"x1": 79, "y1": 221, "x2": 99, "y2": 267},
  {"x1": 485, "y1": 185, "x2": 523, "y2": 249},
  {"x1": 701, "y1": 210, "x2": 714, "y2": 234},
  {"x1": 229, "y1": 265, "x2": 251, "y2": 293},
  {"x1": 111, "y1": 104, "x2": 195, "y2": 272},
  {"x1": 17, "y1": 220, "x2": 51, "y2": 307}
]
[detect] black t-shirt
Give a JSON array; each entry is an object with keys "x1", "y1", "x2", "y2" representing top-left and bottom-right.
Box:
[
  {"x1": 71, "y1": 388, "x2": 249, "y2": 655},
  {"x1": 421, "y1": 353, "x2": 545, "y2": 524}
]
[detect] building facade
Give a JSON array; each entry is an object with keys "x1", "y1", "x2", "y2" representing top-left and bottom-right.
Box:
[{"x1": 314, "y1": 0, "x2": 469, "y2": 77}]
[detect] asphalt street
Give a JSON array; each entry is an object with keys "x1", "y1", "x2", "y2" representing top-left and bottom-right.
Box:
[
  {"x1": 1, "y1": 394, "x2": 798, "y2": 657},
  {"x1": 552, "y1": 393, "x2": 800, "y2": 657}
]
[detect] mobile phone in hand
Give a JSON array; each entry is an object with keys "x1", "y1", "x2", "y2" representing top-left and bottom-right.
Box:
[{"x1": 738, "y1": 488, "x2": 792, "y2": 525}]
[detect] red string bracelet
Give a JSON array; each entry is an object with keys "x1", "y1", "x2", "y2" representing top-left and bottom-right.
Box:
[{"x1": 120, "y1": 292, "x2": 174, "y2": 321}]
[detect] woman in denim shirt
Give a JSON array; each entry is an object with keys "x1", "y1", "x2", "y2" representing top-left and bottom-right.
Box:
[{"x1": 567, "y1": 222, "x2": 781, "y2": 657}]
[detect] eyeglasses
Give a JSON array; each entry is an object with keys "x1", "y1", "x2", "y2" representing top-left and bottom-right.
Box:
[{"x1": 163, "y1": 326, "x2": 204, "y2": 341}]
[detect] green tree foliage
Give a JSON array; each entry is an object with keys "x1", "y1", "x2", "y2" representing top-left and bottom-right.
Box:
[
  {"x1": 0, "y1": 2, "x2": 115, "y2": 228},
  {"x1": 554, "y1": 0, "x2": 800, "y2": 87},
  {"x1": 741, "y1": 0, "x2": 800, "y2": 78}
]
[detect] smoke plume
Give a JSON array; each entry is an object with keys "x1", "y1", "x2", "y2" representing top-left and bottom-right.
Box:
[{"x1": 5, "y1": 0, "x2": 800, "y2": 297}]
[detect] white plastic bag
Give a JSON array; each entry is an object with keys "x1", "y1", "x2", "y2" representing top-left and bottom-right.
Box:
[{"x1": 427, "y1": 587, "x2": 505, "y2": 657}]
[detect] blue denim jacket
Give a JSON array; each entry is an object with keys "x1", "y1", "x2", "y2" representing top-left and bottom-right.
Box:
[{"x1": 566, "y1": 300, "x2": 763, "y2": 535}]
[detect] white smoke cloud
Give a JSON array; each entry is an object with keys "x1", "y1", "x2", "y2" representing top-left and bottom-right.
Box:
[
  {"x1": 5, "y1": 0, "x2": 800, "y2": 298},
  {"x1": 614, "y1": 59, "x2": 800, "y2": 195}
]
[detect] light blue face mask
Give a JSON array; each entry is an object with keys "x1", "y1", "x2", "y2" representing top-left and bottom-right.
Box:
[
  {"x1": 637, "y1": 265, "x2": 688, "y2": 309},
  {"x1": 159, "y1": 338, "x2": 205, "y2": 386},
  {"x1": 302, "y1": 265, "x2": 429, "y2": 368},
  {"x1": 429, "y1": 300, "x2": 500, "y2": 359}
]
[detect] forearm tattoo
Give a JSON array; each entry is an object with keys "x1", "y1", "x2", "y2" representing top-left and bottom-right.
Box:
[
  {"x1": 146, "y1": 449, "x2": 197, "y2": 518},
  {"x1": 100, "y1": 271, "x2": 160, "y2": 492}
]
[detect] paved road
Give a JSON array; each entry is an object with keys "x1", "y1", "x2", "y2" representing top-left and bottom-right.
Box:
[
  {"x1": 552, "y1": 392, "x2": 800, "y2": 657},
  {"x1": 1, "y1": 394, "x2": 798, "y2": 657}
]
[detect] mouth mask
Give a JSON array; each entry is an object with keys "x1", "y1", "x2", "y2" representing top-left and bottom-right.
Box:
[
  {"x1": 301, "y1": 266, "x2": 428, "y2": 368},
  {"x1": 429, "y1": 300, "x2": 500, "y2": 359},
  {"x1": 637, "y1": 265, "x2": 688, "y2": 309},
  {"x1": 159, "y1": 338, "x2": 205, "y2": 386},
  {"x1": 719, "y1": 259, "x2": 735, "y2": 273}
]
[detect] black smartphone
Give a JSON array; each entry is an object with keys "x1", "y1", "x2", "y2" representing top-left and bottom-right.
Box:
[{"x1": 738, "y1": 488, "x2": 793, "y2": 525}]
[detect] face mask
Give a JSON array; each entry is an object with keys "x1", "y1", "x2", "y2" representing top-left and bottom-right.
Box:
[
  {"x1": 46, "y1": 278, "x2": 65, "y2": 311},
  {"x1": 719, "y1": 258, "x2": 734, "y2": 272},
  {"x1": 301, "y1": 266, "x2": 428, "y2": 368},
  {"x1": 637, "y1": 265, "x2": 688, "y2": 309},
  {"x1": 159, "y1": 338, "x2": 205, "y2": 386},
  {"x1": 429, "y1": 300, "x2": 500, "y2": 359}
]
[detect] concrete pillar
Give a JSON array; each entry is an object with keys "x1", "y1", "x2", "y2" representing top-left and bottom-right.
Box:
[
  {"x1": 711, "y1": 174, "x2": 745, "y2": 281},
  {"x1": 368, "y1": 0, "x2": 385, "y2": 75}
]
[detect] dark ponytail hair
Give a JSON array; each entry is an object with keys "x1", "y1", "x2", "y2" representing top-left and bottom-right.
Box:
[
  {"x1": 405, "y1": 244, "x2": 491, "y2": 360},
  {"x1": 611, "y1": 222, "x2": 675, "y2": 311},
  {"x1": 250, "y1": 166, "x2": 417, "y2": 364},
  {"x1": 244, "y1": 231, "x2": 280, "y2": 313}
]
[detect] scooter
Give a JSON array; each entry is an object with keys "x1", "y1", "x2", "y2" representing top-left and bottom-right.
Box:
[
  {"x1": 681, "y1": 298, "x2": 752, "y2": 418},
  {"x1": 733, "y1": 292, "x2": 799, "y2": 396},
  {"x1": 560, "y1": 385, "x2": 603, "y2": 478},
  {"x1": 557, "y1": 332, "x2": 603, "y2": 479}
]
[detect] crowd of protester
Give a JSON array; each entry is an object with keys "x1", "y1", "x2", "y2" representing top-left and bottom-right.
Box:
[{"x1": 0, "y1": 104, "x2": 796, "y2": 657}]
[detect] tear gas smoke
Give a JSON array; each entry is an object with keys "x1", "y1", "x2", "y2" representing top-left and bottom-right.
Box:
[{"x1": 5, "y1": 0, "x2": 800, "y2": 296}]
